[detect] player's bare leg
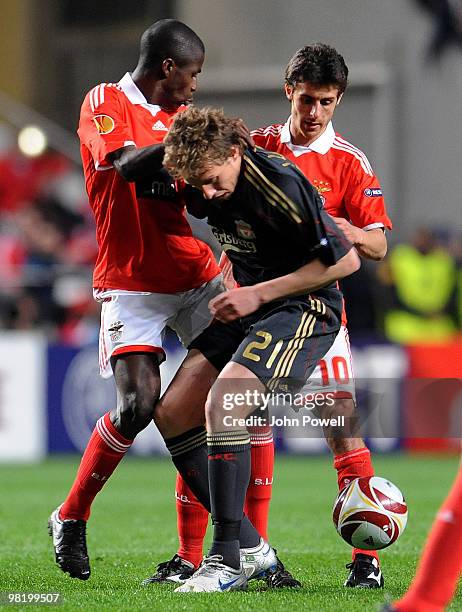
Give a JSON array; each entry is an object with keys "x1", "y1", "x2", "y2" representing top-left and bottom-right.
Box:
[
  {"x1": 143, "y1": 350, "x2": 217, "y2": 584},
  {"x1": 143, "y1": 350, "x2": 216, "y2": 584},
  {"x1": 322, "y1": 397, "x2": 383, "y2": 588},
  {"x1": 110, "y1": 353, "x2": 163, "y2": 438},
  {"x1": 49, "y1": 353, "x2": 161, "y2": 580},
  {"x1": 154, "y1": 349, "x2": 217, "y2": 438}
]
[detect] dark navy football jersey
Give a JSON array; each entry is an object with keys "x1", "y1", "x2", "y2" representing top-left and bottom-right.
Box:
[{"x1": 189, "y1": 146, "x2": 353, "y2": 316}]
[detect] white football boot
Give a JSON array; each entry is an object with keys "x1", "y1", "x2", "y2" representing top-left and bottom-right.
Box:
[
  {"x1": 240, "y1": 538, "x2": 278, "y2": 580},
  {"x1": 175, "y1": 555, "x2": 247, "y2": 593}
]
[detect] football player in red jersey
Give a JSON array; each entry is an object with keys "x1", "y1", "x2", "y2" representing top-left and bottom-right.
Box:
[
  {"x1": 47, "y1": 19, "x2": 226, "y2": 582},
  {"x1": 165, "y1": 43, "x2": 392, "y2": 589},
  {"x1": 48, "y1": 18, "x2": 296, "y2": 586},
  {"x1": 253, "y1": 46, "x2": 392, "y2": 587},
  {"x1": 47, "y1": 19, "x2": 218, "y2": 581}
]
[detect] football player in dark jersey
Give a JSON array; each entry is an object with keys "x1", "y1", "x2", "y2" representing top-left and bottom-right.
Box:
[{"x1": 150, "y1": 106, "x2": 359, "y2": 593}]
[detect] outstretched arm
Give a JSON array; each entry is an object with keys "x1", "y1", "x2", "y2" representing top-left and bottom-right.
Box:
[
  {"x1": 108, "y1": 144, "x2": 165, "y2": 182},
  {"x1": 209, "y1": 248, "x2": 360, "y2": 322}
]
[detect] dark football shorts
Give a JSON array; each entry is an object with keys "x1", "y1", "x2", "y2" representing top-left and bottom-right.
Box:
[{"x1": 189, "y1": 296, "x2": 340, "y2": 393}]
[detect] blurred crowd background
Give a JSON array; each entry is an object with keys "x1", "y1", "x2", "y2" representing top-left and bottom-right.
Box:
[{"x1": 0, "y1": 134, "x2": 99, "y2": 345}]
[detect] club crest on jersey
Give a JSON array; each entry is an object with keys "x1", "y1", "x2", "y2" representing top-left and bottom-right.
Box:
[
  {"x1": 312, "y1": 179, "x2": 331, "y2": 207},
  {"x1": 108, "y1": 320, "x2": 124, "y2": 342},
  {"x1": 312, "y1": 179, "x2": 332, "y2": 194},
  {"x1": 364, "y1": 187, "x2": 382, "y2": 197},
  {"x1": 235, "y1": 219, "x2": 255, "y2": 240},
  {"x1": 93, "y1": 114, "x2": 115, "y2": 135}
]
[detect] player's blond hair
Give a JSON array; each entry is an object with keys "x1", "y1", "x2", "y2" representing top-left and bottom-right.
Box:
[{"x1": 163, "y1": 106, "x2": 246, "y2": 179}]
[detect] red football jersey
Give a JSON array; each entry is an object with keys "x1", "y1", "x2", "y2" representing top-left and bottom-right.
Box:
[
  {"x1": 252, "y1": 119, "x2": 392, "y2": 232},
  {"x1": 251, "y1": 119, "x2": 392, "y2": 326},
  {"x1": 78, "y1": 73, "x2": 218, "y2": 293}
]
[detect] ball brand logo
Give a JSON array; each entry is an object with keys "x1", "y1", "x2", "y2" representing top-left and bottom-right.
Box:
[{"x1": 93, "y1": 114, "x2": 115, "y2": 134}]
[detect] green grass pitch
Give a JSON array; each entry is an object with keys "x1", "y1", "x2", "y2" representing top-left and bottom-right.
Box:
[{"x1": 1, "y1": 454, "x2": 461, "y2": 611}]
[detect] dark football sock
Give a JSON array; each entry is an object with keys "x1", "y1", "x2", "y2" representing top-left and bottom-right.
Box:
[
  {"x1": 165, "y1": 426, "x2": 260, "y2": 558},
  {"x1": 165, "y1": 426, "x2": 211, "y2": 509},
  {"x1": 207, "y1": 431, "x2": 255, "y2": 569}
]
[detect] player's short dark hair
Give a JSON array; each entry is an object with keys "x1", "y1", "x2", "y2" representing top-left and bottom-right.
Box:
[
  {"x1": 139, "y1": 19, "x2": 204, "y2": 69},
  {"x1": 285, "y1": 43, "x2": 348, "y2": 94},
  {"x1": 163, "y1": 107, "x2": 246, "y2": 180}
]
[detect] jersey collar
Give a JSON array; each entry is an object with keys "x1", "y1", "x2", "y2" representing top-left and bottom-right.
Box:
[
  {"x1": 118, "y1": 72, "x2": 161, "y2": 114},
  {"x1": 280, "y1": 117, "x2": 335, "y2": 156}
]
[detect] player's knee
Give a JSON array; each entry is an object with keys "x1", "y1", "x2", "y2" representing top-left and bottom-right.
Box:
[
  {"x1": 321, "y1": 397, "x2": 355, "y2": 419},
  {"x1": 153, "y1": 400, "x2": 175, "y2": 436},
  {"x1": 117, "y1": 388, "x2": 158, "y2": 435},
  {"x1": 334, "y1": 397, "x2": 355, "y2": 415},
  {"x1": 204, "y1": 395, "x2": 219, "y2": 430},
  {"x1": 327, "y1": 437, "x2": 349, "y2": 454}
]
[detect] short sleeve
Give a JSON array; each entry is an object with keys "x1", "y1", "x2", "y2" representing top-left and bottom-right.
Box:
[
  {"x1": 77, "y1": 84, "x2": 134, "y2": 169},
  {"x1": 344, "y1": 158, "x2": 392, "y2": 231}
]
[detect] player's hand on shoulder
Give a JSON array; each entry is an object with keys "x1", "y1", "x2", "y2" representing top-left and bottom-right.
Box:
[
  {"x1": 235, "y1": 118, "x2": 256, "y2": 150},
  {"x1": 331, "y1": 216, "x2": 363, "y2": 246},
  {"x1": 209, "y1": 287, "x2": 262, "y2": 322}
]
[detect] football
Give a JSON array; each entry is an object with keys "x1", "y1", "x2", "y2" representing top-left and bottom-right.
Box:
[{"x1": 332, "y1": 476, "x2": 408, "y2": 550}]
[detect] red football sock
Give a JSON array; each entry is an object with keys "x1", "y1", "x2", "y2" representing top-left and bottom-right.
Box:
[
  {"x1": 333, "y1": 446, "x2": 379, "y2": 562},
  {"x1": 60, "y1": 412, "x2": 132, "y2": 521},
  {"x1": 394, "y1": 468, "x2": 462, "y2": 612},
  {"x1": 175, "y1": 472, "x2": 208, "y2": 568},
  {"x1": 244, "y1": 426, "x2": 274, "y2": 541}
]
